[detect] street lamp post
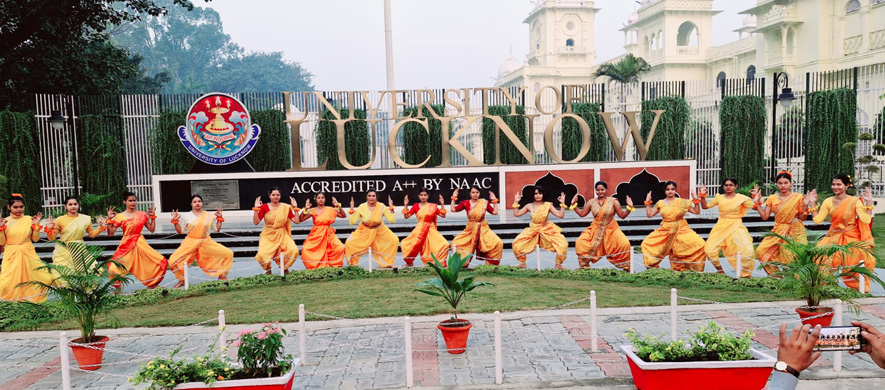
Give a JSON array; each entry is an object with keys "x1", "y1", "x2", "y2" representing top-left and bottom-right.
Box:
[
  {"x1": 48, "y1": 106, "x2": 79, "y2": 197},
  {"x1": 771, "y1": 72, "x2": 796, "y2": 180}
]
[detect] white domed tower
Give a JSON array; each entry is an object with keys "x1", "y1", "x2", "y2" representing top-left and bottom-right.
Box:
[{"x1": 524, "y1": 0, "x2": 598, "y2": 68}]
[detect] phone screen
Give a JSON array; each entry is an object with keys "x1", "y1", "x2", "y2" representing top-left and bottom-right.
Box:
[{"x1": 813, "y1": 326, "x2": 865, "y2": 351}]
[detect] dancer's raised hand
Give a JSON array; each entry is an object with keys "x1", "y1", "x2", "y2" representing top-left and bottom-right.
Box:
[
  {"x1": 388, "y1": 195, "x2": 394, "y2": 207},
  {"x1": 558, "y1": 192, "x2": 565, "y2": 204},
  {"x1": 215, "y1": 207, "x2": 223, "y2": 218},
  {"x1": 171, "y1": 209, "x2": 180, "y2": 221},
  {"x1": 147, "y1": 207, "x2": 156, "y2": 217},
  {"x1": 350, "y1": 197, "x2": 355, "y2": 209},
  {"x1": 332, "y1": 197, "x2": 340, "y2": 208},
  {"x1": 489, "y1": 191, "x2": 497, "y2": 202},
  {"x1": 45, "y1": 215, "x2": 55, "y2": 230},
  {"x1": 646, "y1": 191, "x2": 652, "y2": 202},
  {"x1": 32, "y1": 212, "x2": 43, "y2": 224},
  {"x1": 403, "y1": 195, "x2": 409, "y2": 207},
  {"x1": 304, "y1": 198, "x2": 312, "y2": 209},
  {"x1": 514, "y1": 192, "x2": 522, "y2": 203},
  {"x1": 438, "y1": 194, "x2": 445, "y2": 204},
  {"x1": 863, "y1": 186, "x2": 874, "y2": 205},
  {"x1": 289, "y1": 197, "x2": 298, "y2": 208},
  {"x1": 626, "y1": 196, "x2": 634, "y2": 207},
  {"x1": 107, "y1": 206, "x2": 117, "y2": 219},
  {"x1": 254, "y1": 196, "x2": 262, "y2": 208},
  {"x1": 571, "y1": 194, "x2": 579, "y2": 205}
]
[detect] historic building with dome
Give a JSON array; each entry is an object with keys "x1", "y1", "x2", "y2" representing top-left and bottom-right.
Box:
[{"x1": 496, "y1": 0, "x2": 885, "y2": 87}]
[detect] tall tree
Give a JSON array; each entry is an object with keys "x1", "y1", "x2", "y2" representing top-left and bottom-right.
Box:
[{"x1": 593, "y1": 54, "x2": 651, "y2": 106}]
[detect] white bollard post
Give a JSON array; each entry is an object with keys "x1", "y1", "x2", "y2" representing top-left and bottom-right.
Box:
[
  {"x1": 217, "y1": 310, "x2": 226, "y2": 354},
  {"x1": 183, "y1": 260, "x2": 190, "y2": 290},
  {"x1": 60, "y1": 332, "x2": 71, "y2": 390},
  {"x1": 630, "y1": 248, "x2": 636, "y2": 274},
  {"x1": 368, "y1": 248, "x2": 374, "y2": 273},
  {"x1": 834, "y1": 299, "x2": 843, "y2": 372},
  {"x1": 536, "y1": 245, "x2": 541, "y2": 271},
  {"x1": 279, "y1": 254, "x2": 285, "y2": 276},
  {"x1": 735, "y1": 252, "x2": 742, "y2": 279},
  {"x1": 591, "y1": 290, "x2": 598, "y2": 353},
  {"x1": 494, "y1": 311, "x2": 502, "y2": 385},
  {"x1": 452, "y1": 244, "x2": 456, "y2": 257},
  {"x1": 299, "y1": 304, "x2": 306, "y2": 366},
  {"x1": 670, "y1": 288, "x2": 678, "y2": 341},
  {"x1": 404, "y1": 316, "x2": 414, "y2": 388},
  {"x1": 859, "y1": 261, "x2": 867, "y2": 294}
]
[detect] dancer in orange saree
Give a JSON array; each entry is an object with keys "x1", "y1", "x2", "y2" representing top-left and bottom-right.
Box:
[
  {"x1": 809, "y1": 173, "x2": 876, "y2": 291},
  {"x1": 299, "y1": 193, "x2": 346, "y2": 269},
  {"x1": 0, "y1": 194, "x2": 52, "y2": 303},
  {"x1": 640, "y1": 181, "x2": 706, "y2": 272},
  {"x1": 699, "y1": 178, "x2": 756, "y2": 277},
  {"x1": 345, "y1": 191, "x2": 399, "y2": 268},
  {"x1": 572, "y1": 181, "x2": 633, "y2": 270},
  {"x1": 753, "y1": 171, "x2": 808, "y2": 275},
  {"x1": 253, "y1": 186, "x2": 301, "y2": 275},
  {"x1": 168, "y1": 195, "x2": 233, "y2": 288},
  {"x1": 512, "y1": 186, "x2": 568, "y2": 269},
  {"x1": 401, "y1": 189, "x2": 450, "y2": 267},
  {"x1": 450, "y1": 186, "x2": 503, "y2": 266},
  {"x1": 106, "y1": 192, "x2": 167, "y2": 288}
]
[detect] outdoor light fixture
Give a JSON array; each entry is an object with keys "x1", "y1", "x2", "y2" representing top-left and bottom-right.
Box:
[
  {"x1": 770, "y1": 71, "x2": 794, "y2": 178},
  {"x1": 48, "y1": 110, "x2": 66, "y2": 130},
  {"x1": 778, "y1": 86, "x2": 796, "y2": 109}
]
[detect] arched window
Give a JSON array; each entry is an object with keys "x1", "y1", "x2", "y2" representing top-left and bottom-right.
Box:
[
  {"x1": 845, "y1": 0, "x2": 860, "y2": 14},
  {"x1": 716, "y1": 72, "x2": 727, "y2": 88},
  {"x1": 677, "y1": 21, "x2": 699, "y2": 46},
  {"x1": 565, "y1": 38, "x2": 575, "y2": 47},
  {"x1": 746, "y1": 65, "x2": 756, "y2": 84}
]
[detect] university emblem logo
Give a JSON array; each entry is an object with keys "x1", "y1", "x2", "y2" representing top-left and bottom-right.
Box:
[{"x1": 178, "y1": 93, "x2": 261, "y2": 165}]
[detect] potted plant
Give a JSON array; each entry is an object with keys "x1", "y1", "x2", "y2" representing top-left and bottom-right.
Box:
[
  {"x1": 415, "y1": 252, "x2": 492, "y2": 354},
  {"x1": 766, "y1": 233, "x2": 884, "y2": 327},
  {"x1": 621, "y1": 322, "x2": 776, "y2": 390},
  {"x1": 21, "y1": 242, "x2": 132, "y2": 370},
  {"x1": 133, "y1": 323, "x2": 297, "y2": 390}
]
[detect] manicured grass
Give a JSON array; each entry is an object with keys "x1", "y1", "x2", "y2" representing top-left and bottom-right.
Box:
[
  {"x1": 873, "y1": 214, "x2": 885, "y2": 268},
  {"x1": 36, "y1": 270, "x2": 793, "y2": 329}
]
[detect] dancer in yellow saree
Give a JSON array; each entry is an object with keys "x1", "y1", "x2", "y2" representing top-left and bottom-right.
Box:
[
  {"x1": 512, "y1": 186, "x2": 568, "y2": 269},
  {"x1": 0, "y1": 194, "x2": 52, "y2": 303},
  {"x1": 345, "y1": 190, "x2": 399, "y2": 268},
  {"x1": 46, "y1": 196, "x2": 107, "y2": 271},
  {"x1": 299, "y1": 193, "x2": 346, "y2": 269},
  {"x1": 640, "y1": 181, "x2": 706, "y2": 271},
  {"x1": 107, "y1": 192, "x2": 167, "y2": 288},
  {"x1": 753, "y1": 171, "x2": 808, "y2": 275},
  {"x1": 168, "y1": 195, "x2": 233, "y2": 287},
  {"x1": 253, "y1": 186, "x2": 301, "y2": 274},
  {"x1": 809, "y1": 173, "x2": 876, "y2": 291},
  {"x1": 699, "y1": 178, "x2": 756, "y2": 277},
  {"x1": 573, "y1": 181, "x2": 633, "y2": 270},
  {"x1": 401, "y1": 189, "x2": 450, "y2": 266},
  {"x1": 450, "y1": 186, "x2": 503, "y2": 266}
]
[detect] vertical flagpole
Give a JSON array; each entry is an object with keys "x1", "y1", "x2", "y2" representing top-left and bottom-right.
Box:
[{"x1": 383, "y1": 0, "x2": 395, "y2": 91}]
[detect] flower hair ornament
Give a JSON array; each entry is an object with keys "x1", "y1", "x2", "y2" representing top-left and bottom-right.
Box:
[
  {"x1": 11, "y1": 193, "x2": 22, "y2": 197},
  {"x1": 777, "y1": 170, "x2": 792, "y2": 179},
  {"x1": 847, "y1": 174, "x2": 854, "y2": 188}
]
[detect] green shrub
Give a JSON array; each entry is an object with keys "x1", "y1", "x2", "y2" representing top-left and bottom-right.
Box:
[
  {"x1": 151, "y1": 111, "x2": 195, "y2": 174},
  {"x1": 0, "y1": 110, "x2": 43, "y2": 214},
  {"x1": 720, "y1": 95, "x2": 766, "y2": 185},
  {"x1": 627, "y1": 322, "x2": 754, "y2": 362},
  {"x1": 77, "y1": 114, "x2": 127, "y2": 215},
  {"x1": 482, "y1": 105, "x2": 528, "y2": 164},
  {"x1": 641, "y1": 96, "x2": 690, "y2": 161},
  {"x1": 806, "y1": 88, "x2": 857, "y2": 193},
  {"x1": 561, "y1": 103, "x2": 608, "y2": 162},
  {"x1": 401, "y1": 104, "x2": 445, "y2": 167},
  {"x1": 247, "y1": 109, "x2": 291, "y2": 172},
  {"x1": 316, "y1": 108, "x2": 370, "y2": 170}
]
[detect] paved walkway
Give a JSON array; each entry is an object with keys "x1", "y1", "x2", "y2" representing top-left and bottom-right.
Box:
[{"x1": 3, "y1": 298, "x2": 885, "y2": 389}]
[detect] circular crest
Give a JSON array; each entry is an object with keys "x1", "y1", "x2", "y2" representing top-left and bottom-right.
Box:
[{"x1": 178, "y1": 93, "x2": 261, "y2": 165}]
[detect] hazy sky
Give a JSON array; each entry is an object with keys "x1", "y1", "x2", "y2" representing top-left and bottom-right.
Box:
[{"x1": 204, "y1": 0, "x2": 754, "y2": 91}]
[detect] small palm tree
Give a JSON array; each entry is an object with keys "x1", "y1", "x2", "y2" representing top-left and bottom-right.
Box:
[
  {"x1": 593, "y1": 53, "x2": 651, "y2": 85},
  {"x1": 415, "y1": 252, "x2": 493, "y2": 322},
  {"x1": 20, "y1": 242, "x2": 131, "y2": 343},
  {"x1": 765, "y1": 233, "x2": 883, "y2": 310}
]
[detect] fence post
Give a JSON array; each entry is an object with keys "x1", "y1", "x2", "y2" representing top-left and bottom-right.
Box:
[
  {"x1": 834, "y1": 299, "x2": 843, "y2": 372},
  {"x1": 591, "y1": 290, "x2": 598, "y2": 353},
  {"x1": 735, "y1": 252, "x2": 742, "y2": 279},
  {"x1": 217, "y1": 310, "x2": 226, "y2": 354},
  {"x1": 60, "y1": 332, "x2": 71, "y2": 390},
  {"x1": 404, "y1": 316, "x2": 414, "y2": 388},
  {"x1": 299, "y1": 304, "x2": 306, "y2": 366},
  {"x1": 368, "y1": 248, "x2": 373, "y2": 273},
  {"x1": 184, "y1": 261, "x2": 189, "y2": 290},
  {"x1": 630, "y1": 248, "x2": 636, "y2": 274},
  {"x1": 536, "y1": 245, "x2": 541, "y2": 271},
  {"x1": 279, "y1": 254, "x2": 285, "y2": 276},
  {"x1": 670, "y1": 288, "x2": 678, "y2": 341},
  {"x1": 859, "y1": 261, "x2": 866, "y2": 294},
  {"x1": 495, "y1": 311, "x2": 502, "y2": 385}
]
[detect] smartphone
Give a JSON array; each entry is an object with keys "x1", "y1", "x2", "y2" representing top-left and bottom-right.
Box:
[{"x1": 813, "y1": 326, "x2": 866, "y2": 351}]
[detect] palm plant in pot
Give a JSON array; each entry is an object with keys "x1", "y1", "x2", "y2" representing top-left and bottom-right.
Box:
[
  {"x1": 415, "y1": 252, "x2": 492, "y2": 354},
  {"x1": 20, "y1": 242, "x2": 132, "y2": 370},
  {"x1": 765, "y1": 233, "x2": 884, "y2": 327}
]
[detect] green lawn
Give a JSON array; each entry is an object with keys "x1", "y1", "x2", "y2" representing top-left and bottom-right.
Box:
[
  {"x1": 33, "y1": 269, "x2": 794, "y2": 329},
  {"x1": 873, "y1": 214, "x2": 885, "y2": 268}
]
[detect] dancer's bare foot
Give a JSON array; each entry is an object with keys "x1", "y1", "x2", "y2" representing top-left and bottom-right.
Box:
[
  {"x1": 218, "y1": 275, "x2": 228, "y2": 281},
  {"x1": 517, "y1": 263, "x2": 527, "y2": 269},
  {"x1": 173, "y1": 280, "x2": 186, "y2": 288},
  {"x1": 715, "y1": 267, "x2": 725, "y2": 274},
  {"x1": 283, "y1": 268, "x2": 290, "y2": 275},
  {"x1": 147, "y1": 285, "x2": 157, "y2": 290},
  {"x1": 264, "y1": 270, "x2": 273, "y2": 275},
  {"x1": 555, "y1": 264, "x2": 567, "y2": 270}
]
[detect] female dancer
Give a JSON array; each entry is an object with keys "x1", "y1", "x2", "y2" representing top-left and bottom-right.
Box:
[
  {"x1": 46, "y1": 196, "x2": 107, "y2": 271},
  {"x1": 512, "y1": 186, "x2": 569, "y2": 269},
  {"x1": 450, "y1": 186, "x2": 503, "y2": 266},
  {"x1": 299, "y1": 193, "x2": 346, "y2": 269},
  {"x1": 168, "y1": 195, "x2": 233, "y2": 287},
  {"x1": 808, "y1": 173, "x2": 876, "y2": 291},
  {"x1": 753, "y1": 171, "x2": 808, "y2": 275},
  {"x1": 699, "y1": 178, "x2": 756, "y2": 277},
  {"x1": 0, "y1": 194, "x2": 52, "y2": 302},
  {"x1": 572, "y1": 181, "x2": 633, "y2": 270},
  {"x1": 253, "y1": 186, "x2": 301, "y2": 275},
  {"x1": 106, "y1": 192, "x2": 167, "y2": 288},
  {"x1": 401, "y1": 189, "x2": 450, "y2": 266},
  {"x1": 345, "y1": 190, "x2": 399, "y2": 268},
  {"x1": 640, "y1": 181, "x2": 707, "y2": 271}
]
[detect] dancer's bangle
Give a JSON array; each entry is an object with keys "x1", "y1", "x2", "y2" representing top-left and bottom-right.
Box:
[
  {"x1": 698, "y1": 193, "x2": 707, "y2": 199},
  {"x1": 401, "y1": 208, "x2": 410, "y2": 216},
  {"x1": 560, "y1": 203, "x2": 567, "y2": 209},
  {"x1": 348, "y1": 208, "x2": 356, "y2": 215},
  {"x1": 438, "y1": 207, "x2": 447, "y2": 215},
  {"x1": 511, "y1": 203, "x2": 520, "y2": 209},
  {"x1": 216, "y1": 217, "x2": 225, "y2": 222},
  {"x1": 171, "y1": 219, "x2": 180, "y2": 225},
  {"x1": 292, "y1": 207, "x2": 301, "y2": 212},
  {"x1": 490, "y1": 199, "x2": 499, "y2": 204},
  {"x1": 569, "y1": 204, "x2": 577, "y2": 210},
  {"x1": 626, "y1": 205, "x2": 635, "y2": 212},
  {"x1": 98, "y1": 226, "x2": 107, "y2": 232},
  {"x1": 644, "y1": 200, "x2": 653, "y2": 206},
  {"x1": 32, "y1": 224, "x2": 42, "y2": 231},
  {"x1": 691, "y1": 199, "x2": 701, "y2": 205},
  {"x1": 450, "y1": 196, "x2": 458, "y2": 201},
  {"x1": 252, "y1": 207, "x2": 261, "y2": 212},
  {"x1": 148, "y1": 215, "x2": 157, "y2": 220},
  {"x1": 43, "y1": 226, "x2": 54, "y2": 234},
  {"x1": 0, "y1": 226, "x2": 6, "y2": 232},
  {"x1": 388, "y1": 206, "x2": 395, "y2": 212},
  {"x1": 864, "y1": 205, "x2": 875, "y2": 212}
]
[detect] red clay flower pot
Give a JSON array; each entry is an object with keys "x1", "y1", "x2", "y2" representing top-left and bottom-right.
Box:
[
  {"x1": 795, "y1": 306, "x2": 834, "y2": 327},
  {"x1": 174, "y1": 366, "x2": 297, "y2": 390},
  {"x1": 437, "y1": 319, "x2": 473, "y2": 354},
  {"x1": 70, "y1": 336, "x2": 109, "y2": 371},
  {"x1": 621, "y1": 346, "x2": 776, "y2": 390}
]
